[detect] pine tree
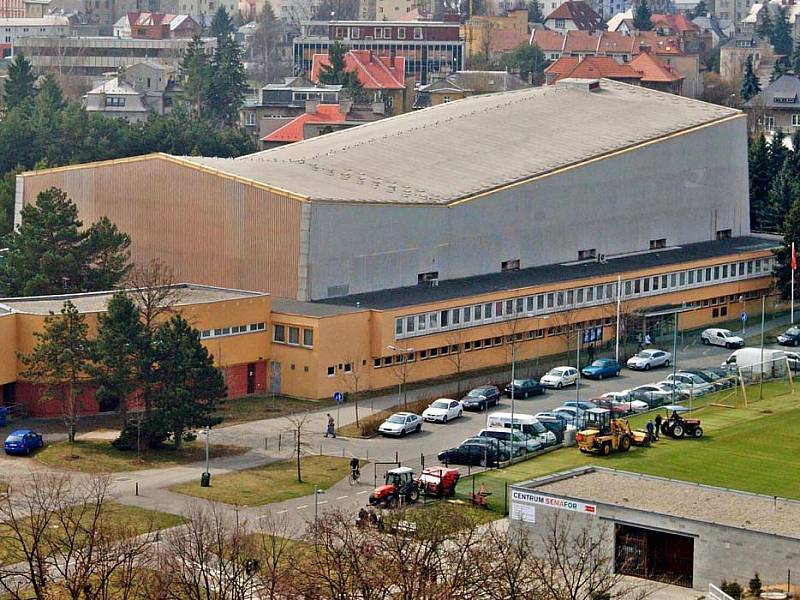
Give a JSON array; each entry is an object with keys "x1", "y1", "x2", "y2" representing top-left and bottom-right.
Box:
[
  {"x1": 765, "y1": 163, "x2": 800, "y2": 231},
  {"x1": 774, "y1": 198, "x2": 800, "y2": 298},
  {"x1": 757, "y1": 8, "x2": 773, "y2": 39},
  {"x1": 3, "y1": 53, "x2": 35, "y2": 110},
  {"x1": 769, "y1": 128, "x2": 788, "y2": 178},
  {"x1": 151, "y1": 315, "x2": 226, "y2": 449},
  {"x1": 740, "y1": 55, "x2": 761, "y2": 101},
  {"x1": 20, "y1": 300, "x2": 91, "y2": 450},
  {"x1": 210, "y1": 6, "x2": 234, "y2": 39},
  {"x1": 771, "y1": 10, "x2": 793, "y2": 55},
  {"x1": 318, "y1": 41, "x2": 363, "y2": 99},
  {"x1": 633, "y1": 0, "x2": 653, "y2": 31},
  {"x1": 770, "y1": 57, "x2": 787, "y2": 82},
  {"x1": 90, "y1": 292, "x2": 144, "y2": 428},
  {"x1": 791, "y1": 39, "x2": 800, "y2": 74},
  {"x1": 207, "y1": 33, "x2": 248, "y2": 125},
  {"x1": 788, "y1": 130, "x2": 800, "y2": 172},
  {"x1": 81, "y1": 216, "x2": 132, "y2": 291},
  {"x1": 749, "y1": 133, "x2": 771, "y2": 230},
  {"x1": 689, "y1": 0, "x2": 706, "y2": 19},
  {"x1": 527, "y1": 0, "x2": 544, "y2": 22},
  {"x1": 180, "y1": 34, "x2": 211, "y2": 116}
]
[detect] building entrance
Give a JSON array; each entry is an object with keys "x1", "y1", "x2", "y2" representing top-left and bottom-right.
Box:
[{"x1": 615, "y1": 523, "x2": 694, "y2": 588}]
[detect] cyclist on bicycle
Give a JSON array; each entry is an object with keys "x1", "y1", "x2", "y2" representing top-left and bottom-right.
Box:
[{"x1": 350, "y1": 457, "x2": 360, "y2": 480}]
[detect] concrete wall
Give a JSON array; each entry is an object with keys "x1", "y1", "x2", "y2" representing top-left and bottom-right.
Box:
[
  {"x1": 307, "y1": 117, "x2": 750, "y2": 300},
  {"x1": 511, "y1": 486, "x2": 800, "y2": 591}
]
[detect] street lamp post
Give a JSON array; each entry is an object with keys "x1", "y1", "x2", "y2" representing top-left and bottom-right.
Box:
[
  {"x1": 671, "y1": 311, "x2": 678, "y2": 405},
  {"x1": 204, "y1": 427, "x2": 210, "y2": 474},
  {"x1": 760, "y1": 293, "x2": 766, "y2": 400}
]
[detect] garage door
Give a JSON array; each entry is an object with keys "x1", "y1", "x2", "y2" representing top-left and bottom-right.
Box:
[{"x1": 615, "y1": 524, "x2": 694, "y2": 588}]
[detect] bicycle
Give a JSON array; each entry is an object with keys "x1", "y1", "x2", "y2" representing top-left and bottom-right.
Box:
[{"x1": 349, "y1": 468, "x2": 361, "y2": 486}]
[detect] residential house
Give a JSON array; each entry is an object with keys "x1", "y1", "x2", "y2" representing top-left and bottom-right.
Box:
[
  {"x1": 745, "y1": 73, "x2": 800, "y2": 133},
  {"x1": 463, "y1": 8, "x2": 528, "y2": 62},
  {"x1": 85, "y1": 61, "x2": 178, "y2": 121},
  {"x1": 260, "y1": 100, "x2": 386, "y2": 148},
  {"x1": 628, "y1": 46, "x2": 684, "y2": 93},
  {"x1": 0, "y1": 16, "x2": 70, "y2": 57},
  {"x1": 113, "y1": 12, "x2": 200, "y2": 38},
  {"x1": 719, "y1": 33, "x2": 773, "y2": 85},
  {"x1": 530, "y1": 29, "x2": 702, "y2": 96},
  {"x1": 692, "y1": 13, "x2": 728, "y2": 48},
  {"x1": 293, "y1": 19, "x2": 464, "y2": 85},
  {"x1": 416, "y1": 69, "x2": 527, "y2": 106},
  {"x1": 544, "y1": 54, "x2": 644, "y2": 84},
  {"x1": 239, "y1": 75, "x2": 343, "y2": 145},
  {"x1": 543, "y1": 1, "x2": 603, "y2": 33},
  {"x1": 606, "y1": 8, "x2": 635, "y2": 33},
  {"x1": 310, "y1": 48, "x2": 407, "y2": 114},
  {"x1": 650, "y1": 12, "x2": 701, "y2": 52}
]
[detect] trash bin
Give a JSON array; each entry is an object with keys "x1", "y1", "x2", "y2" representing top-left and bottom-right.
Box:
[
  {"x1": 201, "y1": 471, "x2": 211, "y2": 487},
  {"x1": 0, "y1": 407, "x2": 8, "y2": 427}
]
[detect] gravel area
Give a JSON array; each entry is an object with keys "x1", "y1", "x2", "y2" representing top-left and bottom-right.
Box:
[{"x1": 531, "y1": 468, "x2": 800, "y2": 539}]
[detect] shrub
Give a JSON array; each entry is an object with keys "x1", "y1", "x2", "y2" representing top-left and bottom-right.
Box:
[
  {"x1": 720, "y1": 580, "x2": 743, "y2": 599},
  {"x1": 749, "y1": 573, "x2": 762, "y2": 597}
]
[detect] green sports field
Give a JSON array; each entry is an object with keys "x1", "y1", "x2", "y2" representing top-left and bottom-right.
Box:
[{"x1": 457, "y1": 381, "x2": 800, "y2": 512}]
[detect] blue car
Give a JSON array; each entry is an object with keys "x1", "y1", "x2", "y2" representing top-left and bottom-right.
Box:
[
  {"x1": 581, "y1": 358, "x2": 621, "y2": 380},
  {"x1": 4, "y1": 429, "x2": 44, "y2": 456}
]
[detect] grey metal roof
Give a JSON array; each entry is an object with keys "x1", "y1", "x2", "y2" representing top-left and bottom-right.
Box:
[
  {"x1": 316, "y1": 236, "x2": 777, "y2": 311},
  {"x1": 419, "y1": 70, "x2": 528, "y2": 94},
  {"x1": 179, "y1": 79, "x2": 740, "y2": 206},
  {"x1": 747, "y1": 74, "x2": 800, "y2": 109},
  {"x1": 272, "y1": 297, "x2": 363, "y2": 317}
]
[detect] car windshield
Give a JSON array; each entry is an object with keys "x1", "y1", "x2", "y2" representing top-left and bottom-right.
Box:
[
  {"x1": 532, "y1": 422, "x2": 546, "y2": 434},
  {"x1": 482, "y1": 431, "x2": 506, "y2": 440},
  {"x1": 548, "y1": 369, "x2": 564, "y2": 376},
  {"x1": 511, "y1": 379, "x2": 526, "y2": 386},
  {"x1": 387, "y1": 415, "x2": 406, "y2": 424},
  {"x1": 591, "y1": 360, "x2": 605, "y2": 367},
  {"x1": 636, "y1": 352, "x2": 652, "y2": 358},
  {"x1": 720, "y1": 331, "x2": 732, "y2": 337},
  {"x1": 5, "y1": 435, "x2": 22, "y2": 442},
  {"x1": 788, "y1": 327, "x2": 800, "y2": 336},
  {"x1": 467, "y1": 389, "x2": 487, "y2": 397},
  {"x1": 430, "y1": 400, "x2": 449, "y2": 409}
]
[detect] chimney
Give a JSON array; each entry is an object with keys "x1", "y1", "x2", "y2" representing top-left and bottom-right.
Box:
[
  {"x1": 305, "y1": 98, "x2": 319, "y2": 113},
  {"x1": 390, "y1": 49, "x2": 396, "y2": 67},
  {"x1": 369, "y1": 49, "x2": 374, "y2": 63}
]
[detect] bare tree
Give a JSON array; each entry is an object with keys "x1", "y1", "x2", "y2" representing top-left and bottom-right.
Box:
[
  {"x1": 389, "y1": 348, "x2": 416, "y2": 410},
  {"x1": 339, "y1": 355, "x2": 364, "y2": 427},
  {"x1": 249, "y1": 2, "x2": 291, "y2": 85},
  {"x1": 250, "y1": 511, "x2": 295, "y2": 599},
  {"x1": 285, "y1": 412, "x2": 312, "y2": 483},
  {"x1": 443, "y1": 330, "x2": 468, "y2": 397}
]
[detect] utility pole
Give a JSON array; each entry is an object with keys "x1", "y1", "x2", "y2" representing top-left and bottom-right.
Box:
[
  {"x1": 615, "y1": 275, "x2": 622, "y2": 362},
  {"x1": 671, "y1": 311, "x2": 678, "y2": 404},
  {"x1": 760, "y1": 293, "x2": 766, "y2": 400}
]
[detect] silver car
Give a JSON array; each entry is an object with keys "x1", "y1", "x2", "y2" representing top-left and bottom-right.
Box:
[
  {"x1": 377, "y1": 412, "x2": 423, "y2": 437},
  {"x1": 626, "y1": 349, "x2": 671, "y2": 371}
]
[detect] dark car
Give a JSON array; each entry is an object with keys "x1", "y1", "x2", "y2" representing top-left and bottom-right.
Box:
[
  {"x1": 438, "y1": 440, "x2": 509, "y2": 467},
  {"x1": 460, "y1": 386, "x2": 501, "y2": 411},
  {"x1": 778, "y1": 326, "x2": 800, "y2": 346},
  {"x1": 503, "y1": 378, "x2": 545, "y2": 398},
  {"x1": 580, "y1": 359, "x2": 621, "y2": 380},
  {"x1": 681, "y1": 368, "x2": 733, "y2": 390},
  {"x1": 4, "y1": 429, "x2": 44, "y2": 456}
]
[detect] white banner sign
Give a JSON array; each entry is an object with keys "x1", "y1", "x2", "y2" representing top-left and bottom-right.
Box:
[
  {"x1": 511, "y1": 490, "x2": 597, "y2": 516},
  {"x1": 511, "y1": 502, "x2": 536, "y2": 523}
]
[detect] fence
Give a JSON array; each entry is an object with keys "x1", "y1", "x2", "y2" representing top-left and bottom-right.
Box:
[{"x1": 708, "y1": 583, "x2": 735, "y2": 600}]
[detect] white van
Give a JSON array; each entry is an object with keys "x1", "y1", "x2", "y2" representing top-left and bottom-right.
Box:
[
  {"x1": 722, "y1": 348, "x2": 787, "y2": 373},
  {"x1": 486, "y1": 412, "x2": 557, "y2": 447}
]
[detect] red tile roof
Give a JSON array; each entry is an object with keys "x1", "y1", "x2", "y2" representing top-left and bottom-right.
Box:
[
  {"x1": 545, "y1": 1, "x2": 603, "y2": 31},
  {"x1": 628, "y1": 50, "x2": 684, "y2": 82},
  {"x1": 651, "y1": 13, "x2": 699, "y2": 33},
  {"x1": 492, "y1": 28, "x2": 527, "y2": 53},
  {"x1": 530, "y1": 30, "x2": 685, "y2": 57},
  {"x1": 635, "y1": 31, "x2": 684, "y2": 55},
  {"x1": 563, "y1": 30, "x2": 603, "y2": 53},
  {"x1": 311, "y1": 50, "x2": 405, "y2": 90},
  {"x1": 545, "y1": 55, "x2": 643, "y2": 82},
  {"x1": 262, "y1": 105, "x2": 347, "y2": 143},
  {"x1": 529, "y1": 29, "x2": 567, "y2": 52}
]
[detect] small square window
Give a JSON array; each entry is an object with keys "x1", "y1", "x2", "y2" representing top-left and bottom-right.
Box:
[
  {"x1": 288, "y1": 327, "x2": 300, "y2": 345},
  {"x1": 327, "y1": 366, "x2": 335, "y2": 376},
  {"x1": 303, "y1": 329, "x2": 313, "y2": 347}
]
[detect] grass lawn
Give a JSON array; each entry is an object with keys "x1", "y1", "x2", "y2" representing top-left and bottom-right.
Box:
[
  {"x1": 35, "y1": 439, "x2": 247, "y2": 473},
  {"x1": 0, "y1": 502, "x2": 183, "y2": 564},
  {"x1": 220, "y1": 395, "x2": 335, "y2": 426},
  {"x1": 169, "y1": 455, "x2": 352, "y2": 506},
  {"x1": 458, "y1": 381, "x2": 800, "y2": 513}
]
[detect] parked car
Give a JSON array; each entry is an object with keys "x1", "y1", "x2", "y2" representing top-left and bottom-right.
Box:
[
  {"x1": 778, "y1": 326, "x2": 800, "y2": 346},
  {"x1": 701, "y1": 328, "x2": 744, "y2": 349},
  {"x1": 653, "y1": 380, "x2": 691, "y2": 402},
  {"x1": 626, "y1": 349, "x2": 671, "y2": 371},
  {"x1": 665, "y1": 373, "x2": 715, "y2": 396},
  {"x1": 503, "y1": 378, "x2": 545, "y2": 398},
  {"x1": 591, "y1": 397, "x2": 629, "y2": 415},
  {"x1": 581, "y1": 358, "x2": 621, "y2": 380},
  {"x1": 540, "y1": 367, "x2": 579, "y2": 389},
  {"x1": 681, "y1": 368, "x2": 733, "y2": 390},
  {"x1": 486, "y1": 412, "x2": 557, "y2": 447},
  {"x1": 534, "y1": 411, "x2": 570, "y2": 428},
  {"x1": 460, "y1": 386, "x2": 501, "y2": 412},
  {"x1": 378, "y1": 413, "x2": 423, "y2": 437},
  {"x1": 552, "y1": 406, "x2": 584, "y2": 427},
  {"x1": 561, "y1": 400, "x2": 597, "y2": 411},
  {"x1": 478, "y1": 428, "x2": 542, "y2": 456},
  {"x1": 598, "y1": 392, "x2": 649, "y2": 413},
  {"x1": 625, "y1": 384, "x2": 673, "y2": 407},
  {"x1": 438, "y1": 440, "x2": 509, "y2": 467},
  {"x1": 786, "y1": 351, "x2": 800, "y2": 372},
  {"x1": 421, "y1": 398, "x2": 463, "y2": 423},
  {"x1": 4, "y1": 429, "x2": 44, "y2": 456}
]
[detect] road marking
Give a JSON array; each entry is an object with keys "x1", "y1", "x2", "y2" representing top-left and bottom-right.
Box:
[
  {"x1": 356, "y1": 490, "x2": 369, "y2": 495},
  {"x1": 296, "y1": 505, "x2": 308, "y2": 510},
  {"x1": 317, "y1": 500, "x2": 328, "y2": 505},
  {"x1": 702, "y1": 349, "x2": 711, "y2": 356},
  {"x1": 336, "y1": 495, "x2": 348, "y2": 500}
]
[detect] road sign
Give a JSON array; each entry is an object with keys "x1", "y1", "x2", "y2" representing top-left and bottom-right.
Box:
[
  {"x1": 741, "y1": 311, "x2": 748, "y2": 323},
  {"x1": 333, "y1": 392, "x2": 343, "y2": 405}
]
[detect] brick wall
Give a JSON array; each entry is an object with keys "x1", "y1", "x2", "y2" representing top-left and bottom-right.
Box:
[
  {"x1": 14, "y1": 383, "x2": 100, "y2": 418},
  {"x1": 223, "y1": 361, "x2": 267, "y2": 398}
]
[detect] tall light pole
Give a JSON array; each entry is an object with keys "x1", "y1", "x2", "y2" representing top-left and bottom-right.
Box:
[
  {"x1": 671, "y1": 310, "x2": 679, "y2": 405},
  {"x1": 387, "y1": 345, "x2": 414, "y2": 409},
  {"x1": 760, "y1": 293, "x2": 766, "y2": 400},
  {"x1": 615, "y1": 275, "x2": 622, "y2": 363}
]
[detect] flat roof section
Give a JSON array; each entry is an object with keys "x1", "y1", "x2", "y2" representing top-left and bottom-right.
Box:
[
  {"x1": 272, "y1": 297, "x2": 363, "y2": 317},
  {"x1": 318, "y1": 236, "x2": 777, "y2": 310},
  {"x1": 520, "y1": 467, "x2": 800, "y2": 540},
  {"x1": 180, "y1": 79, "x2": 739, "y2": 206},
  {"x1": 0, "y1": 284, "x2": 265, "y2": 315}
]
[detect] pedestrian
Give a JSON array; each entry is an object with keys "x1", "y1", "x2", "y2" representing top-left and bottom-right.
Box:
[
  {"x1": 646, "y1": 420, "x2": 654, "y2": 441},
  {"x1": 325, "y1": 413, "x2": 336, "y2": 438},
  {"x1": 588, "y1": 343, "x2": 595, "y2": 363},
  {"x1": 654, "y1": 414, "x2": 662, "y2": 440}
]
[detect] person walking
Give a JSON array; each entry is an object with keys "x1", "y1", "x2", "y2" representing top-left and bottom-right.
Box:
[
  {"x1": 646, "y1": 420, "x2": 655, "y2": 442},
  {"x1": 654, "y1": 413, "x2": 663, "y2": 440},
  {"x1": 325, "y1": 413, "x2": 336, "y2": 438}
]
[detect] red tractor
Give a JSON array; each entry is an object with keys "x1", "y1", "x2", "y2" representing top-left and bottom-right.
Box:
[
  {"x1": 417, "y1": 466, "x2": 460, "y2": 498},
  {"x1": 369, "y1": 467, "x2": 420, "y2": 508}
]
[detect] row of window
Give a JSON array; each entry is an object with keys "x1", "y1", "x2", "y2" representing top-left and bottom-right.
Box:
[
  {"x1": 273, "y1": 324, "x2": 314, "y2": 348},
  {"x1": 200, "y1": 322, "x2": 265, "y2": 339},
  {"x1": 394, "y1": 257, "x2": 775, "y2": 340},
  {"x1": 334, "y1": 26, "x2": 424, "y2": 40},
  {"x1": 105, "y1": 97, "x2": 126, "y2": 107}
]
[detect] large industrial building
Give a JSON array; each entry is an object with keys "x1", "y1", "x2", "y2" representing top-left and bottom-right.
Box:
[{"x1": 7, "y1": 79, "x2": 778, "y2": 408}]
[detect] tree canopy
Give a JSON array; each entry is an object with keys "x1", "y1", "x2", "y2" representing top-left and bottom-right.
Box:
[
  {"x1": 633, "y1": 0, "x2": 653, "y2": 31},
  {"x1": 3, "y1": 53, "x2": 35, "y2": 110},
  {"x1": 740, "y1": 55, "x2": 761, "y2": 102},
  {"x1": 318, "y1": 41, "x2": 364, "y2": 99},
  {"x1": 501, "y1": 43, "x2": 548, "y2": 85}
]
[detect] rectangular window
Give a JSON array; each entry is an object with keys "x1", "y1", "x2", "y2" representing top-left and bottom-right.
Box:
[
  {"x1": 649, "y1": 238, "x2": 667, "y2": 250},
  {"x1": 288, "y1": 327, "x2": 300, "y2": 345},
  {"x1": 406, "y1": 316, "x2": 415, "y2": 333},
  {"x1": 395, "y1": 318, "x2": 403, "y2": 335},
  {"x1": 502, "y1": 259, "x2": 520, "y2": 271},
  {"x1": 418, "y1": 315, "x2": 426, "y2": 331},
  {"x1": 430, "y1": 348, "x2": 438, "y2": 357},
  {"x1": 428, "y1": 313, "x2": 438, "y2": 328},
  {"x1": 566, "y1": 290, "x2": 574, "y2": 305},
  {"x1": 506, "y1": 299, "x2": 514, "y2": 315},
  {"x1": 397, "y1": 27, "x2": 406, "y2": 39},
  {"x1": 418, "y1": 271, "x2": 438, "y2": 284},
  {"x1": 606, "y1": 283, "x2": 615, "y2": 299},
  {"x1": 516, "y1": 298, "x2": 523, "y2": 313},
  {"x1": 526, "y1": 296, "x2": 534, "y2": 312},
  {"x1": 556, "y1": 291, "x2": 564, "y2": 306},
  {"x1": 245, "y1": 112, "x2": 256, "y2": 126},
  {"x1": 755, "y1": 260, "x2": 761, "y2": 273},
  {"x1": 303, "y1": 329, "x2": 313, "y2": 347},
  {"x1": 577, "y1": 288, "x2": 584, "y2": 304},
  {"x1": 671, "y1": 273, "x2": 677, "y2": 288},
  {"x1": 696, "y1": 269, "x2": 703, "y2": 283},
  {"x1": 463, "y1": 307, "x2": 471, "y2": 323},
  {"x1": 793, "y1": 114, "x2": 800, "y2": 127},
  {"x1": 273, "y1": 324, "x2": 285, "y2": 342},
  {"x1": 484, "y1": 303, "x2": 493, "y2": 319},
  {"x1": 594, "y1": 285, "x2": 602, "y2": 301},
  {"x1": 739, "y1": 262, "x2": 745, "y2": 275},
  {"x1": 383, "y1": 356, "x2": 393, "y2": 366},
  {"x1": 680, "y1": 271, "x2": 686, "y2": 286},
  {"x1": 344, "y1": 363, "x2": 352, "y2": 373},
  {"x1": 327, "y1": 366, "x2": 335, "y2": 376},
  {"x1": 716, "y1": 229, "x2": 732, "y2": 240},
  {"x1": 705, "y1": 268, "x2": 712, "y2": 281},
  {"x1": 578, "y1": 248, "x2": 597, "y2": 261},
  {"x1": 222, "y1": 327, "x2": 230, "y2": 335},
  {"x1": 440, "y1": 310, "x2": 449, "y2": 327},
  {"x1": 730, "y1": 263, "x2": 737, "y2": 278},
  {"x1": 720, "y1": 306, "x2": 728, "y2": 317},
  {"x1": 537, "y1": 295, "x2": 545, "y2": 310},
  {"x1": 661, "y1": 275, "x2": 668, "y2": 289},
  {"x1": 451, "y1": 308, "x2": 460, "y2": 325},
  {"x1": 474, "y1": 304, "x2": 482, "y2": 320},
  {"x1": 201, "y1": 330, "x2": 211, "y2": 338},
  {"x1": 350, "y1": 26, "x2": 360, "y2": 38},
  {"x1": 547, "y1": 293, "x2": 554, "y2": 308},
  {"x1": 652, "y1": 277, "x2": 659, "y2": 291},
  {"x1": 625, "y1": 281, "x2": 633, "y2": 296},
  {"x1": 688, "y1": 270, "x2": 694, "y2": 284},
  {"x1": 634, "y1": 279, "x2": 641, "y2": 294},
  {"x1": 643, "y1": 278, "x2": 650, "y2": 293},
  {"x1": 496, "y1": 301, "x2": 504, "y2": 317},
  {"x1": 714, "y1": 266, "x2": 720, "y2": 280},
  {"x1": 413, "y1": 26, "x2": 423, "y2": 39}
]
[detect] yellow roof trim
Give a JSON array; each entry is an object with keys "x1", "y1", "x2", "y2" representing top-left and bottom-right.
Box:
[{"x1": 447, "y1": 113, "x2": 747, "y2": 208}]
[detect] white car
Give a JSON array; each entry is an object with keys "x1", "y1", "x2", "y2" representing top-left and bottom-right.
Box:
[
  {"x1": 665, "y1": 373, "x2": 715, "y2": 396},
  {"x1": 421, "y1": 398, "x2": 463, "y2": 423},
  {"x1": 540, "y1": 367, "x2": 579, "y2": 389},
  {"x1": 627, "y1": 349, "x2": 671, "y2": 371},
  {"x1": 786, "y1": 351, "x2": 800, "y2": 372},
  {"x1": 378, "y1": 412, "x2": 423, "y2": 437},
  {"x1": 598, "y1": 392, "x2": 649, "y2": 412},
  {"x1": 654, "y1": 380, "x2": 692, "y2": 401},
  {"x1": 625, "y1": 384, "x2": 673, "y2": 406},
  {"x1": 701, "y1": 328, "x2": 744, "y2": 349}
]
